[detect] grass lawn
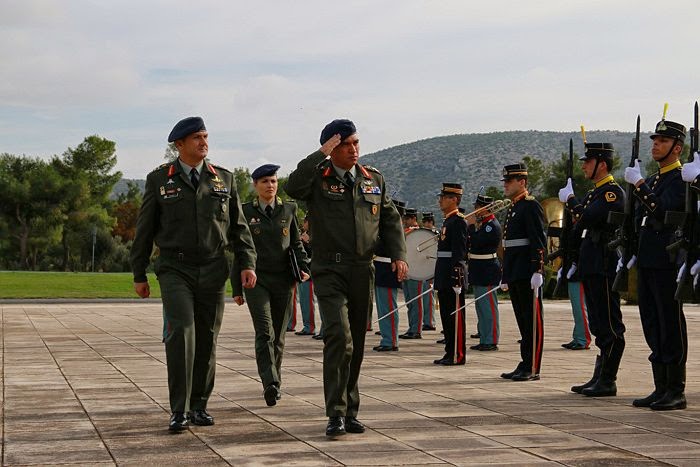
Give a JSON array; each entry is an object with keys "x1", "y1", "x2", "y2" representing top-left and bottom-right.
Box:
[{"x1": 0, "y1": 271, "x2": 234, "y2": 299}]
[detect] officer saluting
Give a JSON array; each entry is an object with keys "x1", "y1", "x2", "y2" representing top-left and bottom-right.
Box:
[
  {"x1": 559, "y1": 141, "x2": 625, "y2": 396},
  {"x1": 131, "y1": 117, "x2": 257, "y2": 431},
  {"x1": 232, "y1": 164, "x2": 310, "y2": 406},
  {"x1": 500, "y1": 163, "x2": 546, "y2": 381},
  {"x1": 285, "y1": 119, "x2": 407, "y2": 437},
  {"x1": 624, "y1": 113, "x2": 688, "y2": 410}
]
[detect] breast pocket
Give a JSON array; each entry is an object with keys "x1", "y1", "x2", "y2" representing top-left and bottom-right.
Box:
[
  {"x1": 208, "y1": 193, "x2": 231, "y2": 221},
  {"x1": 160, "y1": 195, "x2": 184, "y2": 224}
]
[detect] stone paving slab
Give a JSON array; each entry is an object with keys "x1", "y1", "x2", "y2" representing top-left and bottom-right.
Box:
[{"x1": 1, "y1": 300, "x2": 699, "y2": 466}]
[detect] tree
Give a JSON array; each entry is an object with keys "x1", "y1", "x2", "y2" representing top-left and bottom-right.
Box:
[
  {"x1": 164, "y1": 142, "x2": 178, "y2": 162},
  {"x1": 521, "y1": 155, "x2": 548, "y2": 199},
  {"x1": 111, "y1": 181, "x2": 142, "y2": 242}
]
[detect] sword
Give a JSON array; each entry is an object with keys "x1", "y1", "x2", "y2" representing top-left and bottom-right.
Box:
[{"x1": 374, "y1": 286, "x2": 434, "y2": 324}]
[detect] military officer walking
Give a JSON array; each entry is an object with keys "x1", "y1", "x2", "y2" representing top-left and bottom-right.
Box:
[
  {"x1": 559, "y1": 141, "x2": 625, "y2": 396},
  {"x1": 233, "y1": 164, "x2": 310, "y2": 406},
  {"x1": 433, "y1": 183, "x2": 468, "y2": 366},
  {"x1": 285, "y1": 119, "x2": 407, "y2": 437},
  {"x1": 624, "y1": 115, "x2": 688, "y2": 410},
  {"x1": 500, "y1": 163, "x2": 546, "y2": 381},
  {"x1": 131, "y1": 117, "x2": 257, "y2": 431},
  {"x1": 465, "y1": 194, "x2": 501, "y2": 351}
]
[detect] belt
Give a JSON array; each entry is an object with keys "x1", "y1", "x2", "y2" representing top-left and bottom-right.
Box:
[
  {"x1": 436, "y1": 251, "x2": 452, "y2": 258},
  {"x1": 468, "y1": 253, "x2": 498, "y2": 260},
  {"x1": 374, "y1": 256, "x2": 392, "y2": 263},
  {"x1": 503, "y1": 238, "x2": 530, "y2": 248},
  {"x1": 318, "y1": 252, "x2": 370, "y2": 264},
  {"x1": 159, "y1": 249, "x2": 221, "y2": 265}
]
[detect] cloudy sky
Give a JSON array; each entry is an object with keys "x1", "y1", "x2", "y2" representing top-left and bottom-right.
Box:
[{"x1": 2, "y1": 0, "x2": 698, "y2": 178}]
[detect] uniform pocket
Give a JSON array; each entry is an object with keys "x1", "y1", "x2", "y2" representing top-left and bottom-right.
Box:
[{"x1": 209, "y1": 193, "x2": 231, "y2": 221}]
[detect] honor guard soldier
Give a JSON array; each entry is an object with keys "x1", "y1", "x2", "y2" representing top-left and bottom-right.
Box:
[
  {"x1": 233, "y1": 164, "x2": 310, "y2": 406},
  {"x1": 465, "y1": 194, "x2": 501, "y2": 351},
  {"x1": 400, "y1": 207, "x2": 425, "y2": 339},
  {"x1": 285, "y1": 119, "x2": 407, "y2": 437},
  {"x1": 373, "y1": 234, "x2": 402, "y2": 352},
  {"x1": 296, "y1": 215, "x2": 317, "y2": 336},
  {"x1": 624, "y1": 115, "x2": 688, "y2": 410},
  {"x1": 130, "y1": 117, "x2": 257, "y2": 431},
  {"x1": 680, "y1": 156, "x2": 700, "y2": 287},
  {"x1": 500, "y1": 163, "x2": 546, "y2": 381},
  {"x1": 559, "y1": 141, "x2": 625, "y2": 396},
  {"x1": 433, "y1": 183, "x2": 468, "y2": 366},
  {"x1": 421, "y1": 212, "x2": 438, "y2": 331}
]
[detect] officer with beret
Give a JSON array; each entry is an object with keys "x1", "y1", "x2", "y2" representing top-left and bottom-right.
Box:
[
  {"x1": 400, "y1": 207, "x2": 425, "y2": 340},
  {"x1": 433, "y1": 183, "x2": 468, "y2": 366},
  {"x1": 623, "y1": 114, "x2": 688, "y2": 410},
  {"x1": 285, "y1": 119, "x2": 407, "y2": 437},
  {"x1": 559, "y1": 141, "x2": 625, "y2": 396},
  {"x1": 233, "y1": 164, "x2": 310, "y2": 406},
  {"x1": 131, "y1": 116, "x2": 257, "y2": 431},
  {"x1": 464, "y1": 194, "x2": 501, "y2": 351},
  {"x1": 420, "y1": 212, "x2": 438, "y2": 331},
  {"x1": 500, "y1": 163, "x2": 546, "y2": 381}
]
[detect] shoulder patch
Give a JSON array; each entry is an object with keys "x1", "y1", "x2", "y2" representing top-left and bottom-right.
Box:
[
  {"x1": 605, "y1": 192, "x2": 617, "y2": 203},
  {"x1": 363, "y1": 165, "x2": 381, "y2": 174}
]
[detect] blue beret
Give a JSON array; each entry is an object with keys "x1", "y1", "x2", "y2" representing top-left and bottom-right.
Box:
[
  {"x1": 251, "y1": 164, "x2": 280, "y2": 181},
  {"x1": 320, "y1": 119, "x2": 357, "y2": 145},
  {"x1": 168, "y1": 116, "x2": 206, "y2": 142}
]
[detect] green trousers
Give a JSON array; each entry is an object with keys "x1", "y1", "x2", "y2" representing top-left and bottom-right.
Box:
[
  {"x1": 244, "y1": 273, "x2": 295, "y2": 389},
  {"x1": 311, "y1": 261, "x2": 373, "y2": 417},
  {"x1": 156, "y1": 255, "x2": 229, "y2": 413}
]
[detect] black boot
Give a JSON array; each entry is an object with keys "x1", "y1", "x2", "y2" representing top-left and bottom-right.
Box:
[
  {"x1": 582, "y1": 342, "x2": 624, "y2": 397},
  {"x1": 571, "y1": 355, "x2": 601, "y2": 394},
  {"x1": 651, "y1": 364, "x2": 686, "y2": 411},
  {"x1": 632, "y1": 362, "x2": 666, "y2": 407}
]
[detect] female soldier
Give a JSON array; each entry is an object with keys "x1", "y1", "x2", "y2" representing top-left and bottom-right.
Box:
[{"x1": 233, "y1": 164, "x2": 309, "y2": 406}]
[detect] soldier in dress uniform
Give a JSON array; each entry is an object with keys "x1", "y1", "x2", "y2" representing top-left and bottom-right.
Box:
[
  {"x1": 623, "y1": 116, "x2": 688, "y2": 410},
  {"x1": 130, "y1": 117, "x2": 257, "y2": 431},
  {"x1": 285, "y1": 119, "x2": 407, "y2": 437},
  {"x1": 296, "y1": 215, "x2": 317, "y2": 336},
  {"x1": 400, "y1": 207, "x2": 425, "y2": 340},
  {"x1": 233, "y1": 164, "x2": 310, "y2": 406},
  {"x1": 464, "y1": 194, "x2": 501, "y2": 351},
  {"x1": 499, "y1": 163, "x2": 547, "y2": 381},
  {"x1": 559, "y1": 142, "x2": 625, "y2": 396},
  {"x1": 421, "y1": 211, "x2": 438, "y2": 331},
  {"x1": 433, "y1": 183, "x2": 468, "y2": 366},
  {"x1": 680, "y1": 155, "x2": 700, "y2": 290},
  {"x1": 373, "y1": 233, "x2": 402, "y2": 352}
]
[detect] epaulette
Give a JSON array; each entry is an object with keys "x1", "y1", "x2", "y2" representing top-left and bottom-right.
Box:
[
  {"x1": 363, "y1": 165, "x2": 381, "y2": 174},
  {"x1": 150, "y1": 162, "x2": 171, "y2": 174},
  {"x1": 210, "y1": 163, "x2": 231, "y2": 173},
  {"x1": 457, "y1": 212, "x2": 466, "y2": 219},
  {"x1": 525, "y1": 195, "x2": 536, "y2": 201}
]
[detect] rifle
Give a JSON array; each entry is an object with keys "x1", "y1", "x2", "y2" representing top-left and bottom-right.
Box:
[
  {"x1": 607, "y1": 115, "x2": 640, "y2": 292},
  {"x1": 665, "y1": 102, "x2": 699, "y2": 301},
  {"x1": 547, "y1": 138, "x2": 574, "y2": 298}
]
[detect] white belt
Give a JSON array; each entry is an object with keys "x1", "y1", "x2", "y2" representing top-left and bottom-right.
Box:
[
  {"x1": 374, "y1": 256, "x2": 392, "y2": 263},
  {"x1": 468, "y1": 253, "x2": 498, "y2": 260},
  {"x1": 436, "y1": 251, "x2": 452, "y2": 258},
  {"x1": 503, "y1": 238, "x2": 530, "y2": 248}
]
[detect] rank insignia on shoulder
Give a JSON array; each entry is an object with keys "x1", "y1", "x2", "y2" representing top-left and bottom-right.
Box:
[
  {"x1": 363, "y1": 165, "x2": 380, "y2": 173},
  {"x1": 605, "y1": 192, "x2": 617, "y2": 202}
]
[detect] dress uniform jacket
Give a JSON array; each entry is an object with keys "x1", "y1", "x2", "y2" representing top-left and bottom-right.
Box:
[
  {"x1": 501, "y1": 193, "x2": 547, "y2": 284},
  {"x1": 434, "y1": 211, "x2": 468, "y2": 291},
  {"x1": 467, "y1": 214, "x2": 502, "y2": 286}
]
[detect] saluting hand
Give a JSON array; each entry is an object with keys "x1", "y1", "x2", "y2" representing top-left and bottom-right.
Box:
[
  {"x1": 392, "y1": 260, "x2": 409, "y2": 282},
  {"x1": 320, "y1": 134, "x2": 342, "y2": 156}
]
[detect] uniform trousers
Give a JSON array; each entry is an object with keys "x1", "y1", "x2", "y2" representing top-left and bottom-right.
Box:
[
  {"x1": 245, "y1": 273, "x2": 295, "y2": 389},
  {"x1": 298, "y1": 280, "x2": 316, "y2": 333},
  {"x1": 422, "y1": 281, "x2": 436, "y2": 328},
  {"x1": 437, "y1": 288, "x2": 466, "y2": 362},
  {"x1": 376, "y1": 286, "x2": 399, "y2": 348},
  {"x1": 581, "y1": 274, "x2": 624, "y2": 355},
  {"x1": 287, "y1": 287, "x2": 297, "y2": 331},
  {"x1": 637, "y1": 267, "x2": 687, "y2": 364},
  {"x1": 474, "y1": 284, "x2": 499, "y2": 345},
  {"x1": 508, "y1": 280, "x2": 544, "y2": 374},
  {"x1": 567, "y1": 281, "x2": 591, "y2": 347},
  {"x1": 156, "y1": 255, "x2": 228, "y2": 413},
  {"x1": 402, "y1": 279, "x2": 424, "y2": 334},
  {"x1": 312, "y1": 261, "x2": 373, "y2": 417}
]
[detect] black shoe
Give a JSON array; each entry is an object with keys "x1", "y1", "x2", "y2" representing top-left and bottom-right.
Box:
[
  {"x1": 188, "y1": 409, "x2": 214, "y2": 426},
  {"x1": 312, "y1": 334, "x2": 324, "y2": 340},
  {"x1": 500, "y1": 369, "x2": 519, "y2": 379},
  {"x1": 441, "y1": 359, "x2": 465, "y2": 366},
  {"x1": 344, "y1": 416, "x2": 365, "y2": 433},
  {"x1": 264, "y1": 384, "x2": 280, "y2": 406},
  {"x1": 433, "y1": 355, "x2": 450, "y2": 364},
  {"x1": 561, "y1": 341, "x2": 574, "y2": 349},
  {"x1": 568, "y1": 342, "x2": 589, "y2": 350},
  {"x1": 374, "y1": 331, "x2": 381, "y2": 335},
  {"x1": 295, "y1": 329, "x2": 312, "y2": 336},
  {"x1": 581, "y1": 380, "x2": 617, "y2": 397},
  {"x1": 422, "y1": 325, "x2": 436, "y2": 331},
  {"x1": 470, "y1": 332, "x2": 480, "y2": 339},
  {"x1": 169, "y1": 412, "x2": 188, "y2": 432},
  {"x1": 470, "y1": 344, "x2": 482, "y2": 350},
  {"x1": 399, "y1": 332, "x2": 422, "y2": 339},
  {"x1": 373, "y1": 345, "x2": 398, "y2": 352},
  {"x1": 326, "y1": 416, "x2": 346, "y2": 437},
  {"x1": 478, "y1": 344, "x2": 498, "y2": 351},
  {"x1": 436, "y1": 338, "x2": 446, "y2": 344},
  {"x1": 511, "y1": 371, "x2": 540, "y2": 381}
]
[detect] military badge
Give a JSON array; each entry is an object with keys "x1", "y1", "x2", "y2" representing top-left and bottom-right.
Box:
[
  {"x1": 160, "y1": 186, "x2": 166, "y2": 196},
  {"x1": 362, "y1": 186, "x2": 381, "y2": 194},
  {"x1": 485, "y1": 225, "x2": 492, "y2": 232},
  {"x1": 249, "y1": 217, "x2": 261, "y2": 225},
  {"x1": 605, "y1": 192, "x2": 617, "y2": 202},
  {"x1": 283, "y1": 227, "x2": 289, "y2": 236},
  {"x1": 254, "y1": 228, "x2": 261, "y2": 235},
  {"x1": 371, "y1": 205, "x2": 378, "y2": 215},
  {"x1": 166, "y1": 178, "x2": 175, "y2": 185}
]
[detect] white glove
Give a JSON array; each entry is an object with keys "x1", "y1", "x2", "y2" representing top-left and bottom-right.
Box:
[
  {"x1": 566, "y1": 263, "x2": 577, "y2": 279},
  {"x1": 556, "y1": 268, "x2": 563, "y2": 281},
  {"x1": 558, "y1": 178, "x2": 574, "y2": 203},
  {"x1": 681, "y1": 154, "x2": 700, "y2": 182},
  {"x1": 677, "y1": 263, "x2": 686, "y2": 283},
  {"x1": 691, "y1": 259, "x2": 700, "y2": 277},
  {"x1": 500, "y1": 283, "x2": 509, "y2": 291},
  {"x1": 616, "y1": 257, "x2": 624, "y2": 273},
  {"x1": 627, "y1": 255, "x2": 637, "y2": 270},
  {"x1": 624, "y1": 160, "x2": 644, "y2": 185},
  {"x1": 530, "y1": 272, "x2": 543, "y2": 290}
]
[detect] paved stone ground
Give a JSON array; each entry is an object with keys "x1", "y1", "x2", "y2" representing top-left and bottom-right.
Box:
[{"x1": 1, "y1": 299, "x2": 699, "y2": 466}]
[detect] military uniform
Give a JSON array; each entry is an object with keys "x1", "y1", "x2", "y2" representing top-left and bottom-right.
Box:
[
  {"x1": 284, "y1": 146, "x2": 405, "y2": 422},
  {"x1": 296, "y1": 232, "x2": 316, "y2": 335},
  {"x1": 467, "y1": 195, "x2": 502, "y2": 349},
  {"x1": 232, "y1": 195, "x2": 309, "y2": 404},
  {"x1": 433, "y1": 183, "x2": 468, "y2": 365},
  {"x1": 564, "y1": 142, "x2": 626, "y2": 396},
  {"x1": 373, "y1": 237, "x2": 402, "y2": 351},
  {"x1": 421, "y1": 212, "x2": 438, "y2": 330},
  {"x1": 628, "y1": 119, "x2": 687, "y2": 410},
  {"x1": 500, "y1": 164, "x2": 546, "y2": 380},
  {"x1": 131, "y1": 120, "x2": 256, "y2": 428},
  {"x1": 401, "y1": 215, "x2": 424, "y2": 339}
]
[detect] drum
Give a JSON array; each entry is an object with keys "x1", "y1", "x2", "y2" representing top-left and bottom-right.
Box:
[{"x1": 404, "y1": 228, "x2": 438, "y2": 280}]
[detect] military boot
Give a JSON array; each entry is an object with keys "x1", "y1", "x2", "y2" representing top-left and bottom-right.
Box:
[
  {"x1": 650, "y1": 364, "x2": 686, "y2": 411},
  {"x1": 582, "y1": 344, "x2": 623, "y2": 397},
  {"x1": 571, "y1": 355, "x2": 601, "y2": 394},
  {"x1": 632, "y1": 362, "x2": 666, "y2": 407}
]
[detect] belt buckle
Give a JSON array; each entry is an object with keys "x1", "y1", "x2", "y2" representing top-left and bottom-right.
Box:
[{"x1": 334, "y1": 253, "x2": 341, "y2": 263}]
